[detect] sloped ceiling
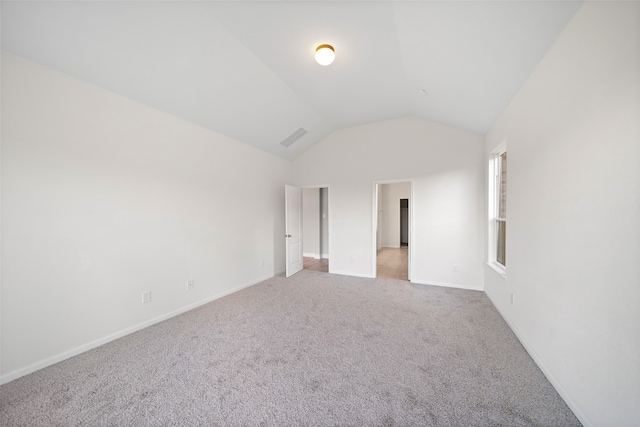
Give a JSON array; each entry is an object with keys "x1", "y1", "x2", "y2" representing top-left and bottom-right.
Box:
[{"x1": 1, "y1": 1, "x2": 581, "y2": 160}]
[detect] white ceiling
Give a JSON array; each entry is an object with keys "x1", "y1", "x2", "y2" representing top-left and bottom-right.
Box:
[{"x1": 1, "y1": 1, "x2": 581, "y2": 160}]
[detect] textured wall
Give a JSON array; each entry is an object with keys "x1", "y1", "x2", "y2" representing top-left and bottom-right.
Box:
[
  {"x1": 293, "y1": 116, "x2": 485, "y2": 288},
  {"x1": 1, "y1": 52, "x2": 291, "y2": 381},
  {"x1": 484, "y1": 2, "x2": 640, "y2": 425}
]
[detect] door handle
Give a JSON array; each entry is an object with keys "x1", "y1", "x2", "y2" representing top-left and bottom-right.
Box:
[{"x1": 286, "y1": 234, "x2": 292, "y2": 238}]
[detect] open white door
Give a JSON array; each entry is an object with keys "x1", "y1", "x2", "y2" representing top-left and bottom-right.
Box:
[{"x1": 285, "y1": 185, "x2": 303, "y2": 277}]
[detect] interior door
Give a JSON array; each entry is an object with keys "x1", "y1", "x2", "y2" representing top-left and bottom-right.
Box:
[{"x1": 285, "y1": 185, "x2": 303, "y2": 277}]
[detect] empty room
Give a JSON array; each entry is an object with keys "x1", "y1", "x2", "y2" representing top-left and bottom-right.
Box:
[{"x1": 1, "y1": 1, "x2": 638, "y2": 426}]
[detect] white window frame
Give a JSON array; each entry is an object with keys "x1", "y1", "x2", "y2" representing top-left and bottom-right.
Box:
[{"x1": 488, "y1": 141, "x2": 507, "y2": 277}]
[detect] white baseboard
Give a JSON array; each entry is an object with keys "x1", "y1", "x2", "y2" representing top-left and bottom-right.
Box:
[
  {"x1": 0, "y1": 273, "x2": 274, "y2": 385},
  {"x1": 329, "y1": 270, "x2": 374, "y2": 278},
  {"x1": 302, "y1": 253, "x2": 329, "y2": 260},
  {"x1": 484, "y1": 292, "x2": 591, "y2": 427},
  {"x1": 410, "y1": 278, "x2": 483, "y2": 291}
]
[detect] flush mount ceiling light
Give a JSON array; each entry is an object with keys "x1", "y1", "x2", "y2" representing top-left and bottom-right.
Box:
[{"x1": 315, "y1": 44, "x2": 335, "y2": 66}]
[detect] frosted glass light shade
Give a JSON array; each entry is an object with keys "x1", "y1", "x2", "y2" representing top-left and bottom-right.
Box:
[{"x1": 315, "y1": 44, "x2": 335, "y2": 66}]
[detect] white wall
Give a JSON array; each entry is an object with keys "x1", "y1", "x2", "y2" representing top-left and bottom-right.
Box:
[
  {"x1": 0, "y1": 51, "x2": 291, "y2": 382},
  {"x1": 376, "y1": 184, "x2": 383, "y2": 251},
  {"x1": 484, "y1": 2, "x2": 640, "y2": 425},
  {"x1": 320, "y1": 188, "x2": 329, "y2": 258},
  {"x1": 293, "y1": 116, "x2": 485, "y2": 288},
  {"x1": 378, "y1": 182, "x2": 410, "y2": 248},
  {"x1": 302, "y1": 187, "x2": 320, "y2": 257}
]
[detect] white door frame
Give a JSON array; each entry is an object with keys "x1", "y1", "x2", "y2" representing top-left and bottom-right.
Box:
[{"x1": 372, "y1": 179, "x2": 414, "y2": 280}]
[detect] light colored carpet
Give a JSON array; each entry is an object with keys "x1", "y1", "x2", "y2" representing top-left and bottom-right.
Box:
[{"x1": 0, "y1": 270, "x2": 581, "y2": 426}]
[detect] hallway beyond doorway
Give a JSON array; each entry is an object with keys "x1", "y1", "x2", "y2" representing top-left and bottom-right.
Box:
[
  {"x1": 376, "y1": 247, "x2": 408, "y2": 280},
  {"x1": 303, "y1": 257, "x2": 328, "y2": 273}
]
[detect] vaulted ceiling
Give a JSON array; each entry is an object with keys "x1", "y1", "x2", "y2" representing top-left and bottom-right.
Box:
[{"x1": 1, "y1": 1, "x2": 581, "y2": 160}]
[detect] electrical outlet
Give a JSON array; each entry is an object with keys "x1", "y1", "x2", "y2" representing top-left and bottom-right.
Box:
[
  {"x1": 351, "y1": 256, "x2": 356, "y2": 263},
  {"x1": 187, "y1": 280, "x2": 194, "y2": 290},
  {"x1": 452, "y1": 265, "x2": 459, "y2": 273},
  {"x1": 511, "y1": 293, "x2": 515, "y2": 305},
  {"x1": 260, "y1": 260, "x2": 264, "y2": 268},
  {"x1": 142, "y1": 291, "x2": 151, "y2": 304}
]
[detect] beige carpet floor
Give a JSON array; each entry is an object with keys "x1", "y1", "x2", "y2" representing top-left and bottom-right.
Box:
[{"x1": 0, "y1": 270, "x2": 581, "y2": 426}]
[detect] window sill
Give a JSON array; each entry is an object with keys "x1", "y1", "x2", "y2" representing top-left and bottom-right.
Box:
[{"x1": 487, "y1": 262, "x2": 507, "y2": 279}]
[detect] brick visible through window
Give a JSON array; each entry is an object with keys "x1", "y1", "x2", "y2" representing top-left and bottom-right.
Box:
[
  {"x1": 496, "y1": 152, "x2": 507, "y2": 266},
  {"x1": 499, "y1": 152, "x2": 507, "y2": 219}
]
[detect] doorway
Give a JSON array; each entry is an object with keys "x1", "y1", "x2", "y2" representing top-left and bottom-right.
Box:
[
  {"x1": 400, "y1": 198, "x2": 409, "y2": 247},
  {"x1": 302, "y1": 187, "x2": 329, "y2": 273},
  {"x1": 374, "y1": 182, "x2": 411, "y2": 280}
]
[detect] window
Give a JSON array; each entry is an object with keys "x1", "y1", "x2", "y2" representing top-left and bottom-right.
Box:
[
  {"x1": 489, "y1": 142, "x2": 507, "y2": 274},
  {"x1": 496, "y1": 151, "x2": 507, "y2": 266}
]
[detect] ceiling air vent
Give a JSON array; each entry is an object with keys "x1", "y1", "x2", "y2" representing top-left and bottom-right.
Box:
[{"x1": 280, "y1": 127, "x2": 308, "y2": 148}]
